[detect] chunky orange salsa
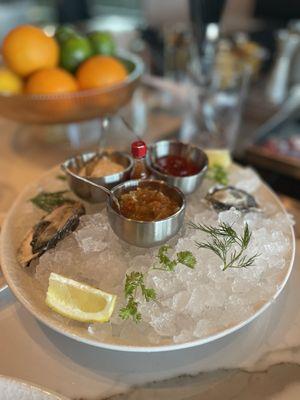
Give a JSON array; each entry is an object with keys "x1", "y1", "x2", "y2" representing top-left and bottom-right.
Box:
[{"x1": 119, "y1": 187, "x2": 179, "y2": 221}]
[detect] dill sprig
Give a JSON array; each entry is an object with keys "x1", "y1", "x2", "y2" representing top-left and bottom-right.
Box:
[
  {"x1": 30, "y1": 191, "x2": 73, "y2": 212},
  {"x1": 119, "y1": 246, "x2": 196, "y2": 322},
  {"x1": 207, "y1": 164, "x2": 228, "y2": 185},
  {"x1": 190, "y1": 222, "x2": 259, "y2": 271}
]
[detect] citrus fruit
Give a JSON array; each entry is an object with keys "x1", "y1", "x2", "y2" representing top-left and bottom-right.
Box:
[
  {"x1": 205, "y1": 149, "x2": 232, "y2": 169},
  {"x1": 60, "y1": 34, "x2": 92, "y2": 72},
  {"x1": 76, "y1": 55, "x2": 127, "y2": 90},
  {"x1": 0, "y1": 67, "x2": 23, "y2": 94},
  {"x1": 55, "y1": 25, "x2": 77, "y2": 43},
  {"x1": 2, "y1": 24, "x2": 59, "y2": 77},
  {"x1": 88, "y1": 31, "x2": 116, "y2": 55},
  {"x1": 46, "y1": 272, "x2": 117, "y2": 323},
  {"x1": 25, "y1": 67, "x2": 78, "y2": 94}
]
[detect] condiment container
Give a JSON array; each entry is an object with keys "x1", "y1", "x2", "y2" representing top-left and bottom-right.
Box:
[
  {"x1": 147, "y1": 140, "x2": 208, "y2": 194},
  {"x1": 62, "y1": 151, "x2": 133, "y2": 203},
  {"x1": 107, "y1": 179, "x2": 186, "y2": 247}
]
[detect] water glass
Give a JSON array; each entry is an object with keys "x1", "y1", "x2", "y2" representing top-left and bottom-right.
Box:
[{"x1": 197, "y1": 57, "x2": 251, "y2": 151}]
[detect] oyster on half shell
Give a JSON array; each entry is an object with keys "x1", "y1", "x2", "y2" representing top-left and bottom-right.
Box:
[
  {"x1": 206, "y1": 186, "x2": 258, "y2": 212},
  {"x1": 18, "y1": 202, "x2": 85, "y2": 268}
]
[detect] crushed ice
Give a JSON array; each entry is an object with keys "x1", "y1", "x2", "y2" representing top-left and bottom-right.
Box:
[{"x1": 35, "y1": 167, "x2": 294, "y2": 345}]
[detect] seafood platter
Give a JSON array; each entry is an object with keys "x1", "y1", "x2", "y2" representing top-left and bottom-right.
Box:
[{"x1": 0, "y1": 140, "x2": 295, "y2": 352}]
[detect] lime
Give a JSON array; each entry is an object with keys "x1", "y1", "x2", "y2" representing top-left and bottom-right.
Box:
[
  {"x1": 205, "y1": 149, "x2": 232, "y2": 169},
  {"x1": 0, "y1": 67, "x2": 23, "y2": 94},
  {"x1": 55, "y1": 25, "x2": 77, "y2": 43},
  {"x1": 46, "y1": 272, "x2": 117, "y2": 323},
  {"x1": 60, "y1": 34, "x2": 93, "y2": 72},
  {"x1": 88, "y1": 31, "x2": 116, "y2": 56}
]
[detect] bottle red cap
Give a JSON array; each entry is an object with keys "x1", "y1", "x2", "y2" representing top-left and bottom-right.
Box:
[{"x1": 131, "y1": 140, "x2": 147, "y2": 158}]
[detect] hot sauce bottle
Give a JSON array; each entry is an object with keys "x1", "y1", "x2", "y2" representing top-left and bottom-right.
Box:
[{"x1": 130, "y1": 140, "x2": 149, "y2": 180}]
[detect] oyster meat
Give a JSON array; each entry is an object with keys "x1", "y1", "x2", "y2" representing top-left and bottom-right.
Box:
[
  {"x1": 18, "y1": 202, "x2": 85, "y2": 268},
  {"x1": 206, "y1": 186, "x2": 258, "y2": 212}
]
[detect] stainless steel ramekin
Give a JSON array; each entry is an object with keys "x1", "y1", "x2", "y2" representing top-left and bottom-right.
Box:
[
  {"x1": 107, "y1": 179, "x2": 186, "y2": 247},
  {"x1": 62, "y1": 151, "x2": 133, "y2": 203},
  {"x1": 147, "y1": 140, "x2": 208, "y2": 195}
]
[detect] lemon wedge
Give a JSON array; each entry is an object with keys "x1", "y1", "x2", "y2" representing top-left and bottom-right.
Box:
[
  {"x1": 205, "y1": 149, "x2": 232, "y2": 169},
  {"x1": 46, "y1": 272, "x2": 116, "y2": 323}
]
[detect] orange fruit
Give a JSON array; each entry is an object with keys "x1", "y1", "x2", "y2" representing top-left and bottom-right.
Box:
[
  {"x1": 25, "y1": 68, "x2": 78, "y2": 94},
  {"x1": 76, "y1": 55, "x2": 127, "y2": 90},
  {"x1": 2, "y1": 25, "x2": 59, "y2": 77}
]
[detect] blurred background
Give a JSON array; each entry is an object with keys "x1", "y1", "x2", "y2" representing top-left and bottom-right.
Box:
[{"x1": 0, "y1": 0, "x2": 300, "y2": 215}]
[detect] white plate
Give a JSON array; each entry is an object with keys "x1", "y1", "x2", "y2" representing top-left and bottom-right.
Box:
[
  {"x1": 0, "y1": 213, "x2": 7, "y2": 293},
  {"x1": 0, "y1": 168, "x2": 295, "y2": 352},
  {"x1": 0, "y1": 375, "x2": 68, "y2": 400}
]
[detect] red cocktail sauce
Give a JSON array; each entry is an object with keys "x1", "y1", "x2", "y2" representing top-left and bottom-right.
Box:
[{"x1": 155, "y1": 155, "x2": 200, "y2": 177}]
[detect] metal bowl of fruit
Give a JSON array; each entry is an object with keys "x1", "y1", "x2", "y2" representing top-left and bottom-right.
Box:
[{"x1": 0, "y1": 25, "x2": 143, "y2": 124}]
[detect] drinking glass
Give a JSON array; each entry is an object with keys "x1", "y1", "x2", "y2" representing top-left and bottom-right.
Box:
[{"x1": 196, "y1": 56, "x2": 251, "y2": 151}]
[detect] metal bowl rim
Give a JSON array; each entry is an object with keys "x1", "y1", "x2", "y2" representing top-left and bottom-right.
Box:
[
  {"x1": 108, "y1": 178, "x2": 186, "y2": 224},
  {"x1": 147, "y1": 140, "x2": 209, "y2": 179},
  {"x1": 62, "y1": 150, "x2": 134, "y2": 181}
]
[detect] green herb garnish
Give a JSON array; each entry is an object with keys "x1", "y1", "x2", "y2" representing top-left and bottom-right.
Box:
[
  {"x1": 207, "y1": 164, "x2": 228, "y2": 185},
  {"x1": 156, "y1": 245, "x2": 177, "y2": 271},
  {"x1": 30, "y1": 191, "x2": 73, "y2": 212},
  {"x1": 119, "y1": 272, "x2": 156, "y2": 322},
  {"x1": 177, "y1": 250, "x2": 197, "y2": 268},
  {"x1": 56, "y1": 174, "x2": 67, "y2": 181},
  {"x1": 119, "y1": 246, "x2": 196, "y2": 322},
  {"x1": 154, "y1": 245, "x2": 196, "y2": 271},
  {"x1": 190, "y1": 222, "x2": 259, "y2": 270}
]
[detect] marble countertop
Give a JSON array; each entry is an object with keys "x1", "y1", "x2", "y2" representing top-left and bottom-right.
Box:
[{"x1": 0, "y1": 118, "x2": 300, "y2": 400}]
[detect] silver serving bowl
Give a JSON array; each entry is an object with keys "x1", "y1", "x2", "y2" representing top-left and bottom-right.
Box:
[
  {"x1": 107, "y1": 179, "x2": 186, "y2": 248},
  {"x1": 62, "y1": 151, "x2": 134, "y2": 203},
  {"x1": 147, "y1": 140, "x2": 208, "y2": 195}
]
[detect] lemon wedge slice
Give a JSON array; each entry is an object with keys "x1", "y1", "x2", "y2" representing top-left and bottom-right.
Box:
[
  {"x1": 205, "y1": 149, "x2": 232, "y2": 169},
  {"x1": 46, "y1": 272, "x2": 116, "y2": 323}
]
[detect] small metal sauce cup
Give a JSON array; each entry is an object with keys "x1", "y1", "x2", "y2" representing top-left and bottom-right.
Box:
[
  {"x1": 62, "y1": 151, "x2": 134, "y2": 203},
  {"x1": 107, "y1": 179, "x2": 186, "y2": 248},
  {"x1": 147, "y1": 140, "x2": 208, "y2": 195}
]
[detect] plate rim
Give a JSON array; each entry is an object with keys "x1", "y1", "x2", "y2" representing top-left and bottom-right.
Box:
[
  {"x1": 0, "y1": 167, "x2": 296, "y2": 353},
  {"x1": 0, "y1": 212, "x2": 8, "y2": 293}
]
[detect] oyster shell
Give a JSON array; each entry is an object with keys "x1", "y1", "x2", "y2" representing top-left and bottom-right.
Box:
[
  {"x1": 206, "y1": 186, "x2": 258, "y2": 212},
  {"x1": 18, "y1": 202, "x2": 85, "y2": 268}
]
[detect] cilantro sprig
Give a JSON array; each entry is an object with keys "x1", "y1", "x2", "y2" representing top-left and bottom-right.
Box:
[
  {"x1": 119, "y1": 246, "x2": 196, "y2": 322},
  {"x1": 119, "y1": 272, "x2": 156, "y2": 322},
  {"x1": 154, "y1": 245, "x2": 196, "y2": 271}
]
